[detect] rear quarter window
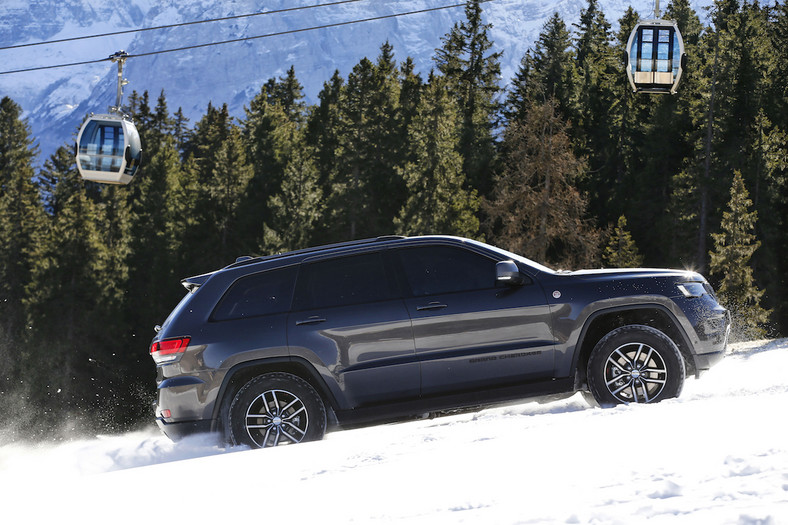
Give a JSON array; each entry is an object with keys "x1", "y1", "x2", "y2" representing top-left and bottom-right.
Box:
[{"x1": 212, "y1": 266, "x2": 297, "y2": 321}]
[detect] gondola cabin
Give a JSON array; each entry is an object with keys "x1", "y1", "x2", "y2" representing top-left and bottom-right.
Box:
[
  {"x1": 76, "y1": 114, "x2": 142, "y2": 185},
  {"x1": 626, "y1": 19, "x2": 685, "y2": 94}
]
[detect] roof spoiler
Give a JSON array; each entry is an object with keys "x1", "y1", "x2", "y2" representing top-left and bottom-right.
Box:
[{"x1": 181, "y1": 273, "x2": 212, "y2": 292}]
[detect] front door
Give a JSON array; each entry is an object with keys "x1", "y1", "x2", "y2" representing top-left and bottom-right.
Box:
[{"x1": 394, "y1": 245, "x2": 555, "y2": 397}]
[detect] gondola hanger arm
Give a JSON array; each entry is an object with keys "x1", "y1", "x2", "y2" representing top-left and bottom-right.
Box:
[{"x1": 109, "y1": 50, "x2": 130, "y2": 115}]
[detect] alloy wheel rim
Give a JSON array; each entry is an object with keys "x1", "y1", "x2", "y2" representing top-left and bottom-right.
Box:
[
  {"x1": 245, "y1": 389, "x2": 308, "y2": 447},
  {"x1": 604, "y1": 342, "x2": 668, "y2": 403}
]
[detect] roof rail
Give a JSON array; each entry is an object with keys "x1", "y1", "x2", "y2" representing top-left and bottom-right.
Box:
[
  {"x1": 375, "y1": 235, "x2": 406, "y2": 241},
  {"x1": 224, "y1": 235, "x2": 408, "y2": 269}
]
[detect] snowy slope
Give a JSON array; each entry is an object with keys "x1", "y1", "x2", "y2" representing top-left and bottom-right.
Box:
[
  {"x1": 0, "y1": 0, "x2": 708, "y2": 162},
  {"x1": 1, "y1": 338, "x2": 786, "y2": 524}
]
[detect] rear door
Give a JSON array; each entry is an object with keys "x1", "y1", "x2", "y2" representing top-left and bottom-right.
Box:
[
  {"x1": 393, "y1": 244, "x2": 555, "y2": 396},
  {"x1": 287, "y1": 251, "x2": 419, "y2": 408}
]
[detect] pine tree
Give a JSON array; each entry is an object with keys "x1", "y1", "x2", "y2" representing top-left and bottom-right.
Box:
[
  {"x1": 506, "y1": 13, "x2": 577, "y2": 122},
  {"x1": 770, "y1": 1, "x2": 788, "y2": 123},
  {"x1": 753, "y1": 111, "x2": 788, "y2": 333},
  {"x1": 329, "y1": 57, "x2": 377, "y2": 240},
  {"x1": 23, "y1": 145, "x2": 110, "y2": 430},
  {"x1": 572, "y1": 0, "x2": 620, "y2": 225},
  {"x1": 610, "y1": 6, "x2": 651, "y2": 232},
  {"x1": 124, "y1": 91, "x2": 186, "y2": 385},
  {"x1": 208, "y1": 124, "x2": 254, "y2": 263},
  {"x1": 398, "y1": 57, "x2": 423, "y2": 149},
  {"x1": 617, "y1": 1, "x2": 704, "y2": 268},
  {"x1": 368, "y1": 42, "x2": 409, "y2": 228},
  {"x1": 603, "y1": 215, "x2": 644, "y2": 268},
  {"x1": 172, "y1": 107, "x2": 191, "y2": 154},
  {"x1": 434, "y1": 0, "x2": 502, "y2": 193},
  {"x1": 394, "y1": 76, "x2": 480, "y2": 238},
  {"x1": 262, "y1": 65, "x2": 307, "y2": 121},
  {"x1": 0, "y1": 97, "x2": 46, "y2": 430},
  {"x1": 709, "y1": 170, "x2": 770, "y2": 340},
  {"x1": 0, "y1": 97, "x2": 46, "y2": 338},
  {"x1": 242, "y1": 69, "x2": 309, "y2": 244},
  {"x1": 181, "y1": 103, "x2": 251, "y2": 272},
  {"x1": 261, "y1": 141, "x2": 325, "y2": 254},
  {"x1": 484, "y1": 98, "x2": 600, "y2": 269},
  {"x1": 326, "y1": 46, "x2": 406, "y2": 240},
  {"x1": 307, "y1": 70, "x2": 344, "y2": 190}
]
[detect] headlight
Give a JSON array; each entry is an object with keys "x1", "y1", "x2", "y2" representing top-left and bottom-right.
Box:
[{"x1": 677, "y1": 282, "x2": 707, "y2": 298}]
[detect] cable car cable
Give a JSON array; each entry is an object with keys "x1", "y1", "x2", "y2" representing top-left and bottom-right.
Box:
[
  {"x1": 0, "y1": 0, "x2": 485, "y2": 75},
  {"x1": 0, "y1": 0, "x2": 368, "y2": 52},
  {"x1": 129, "y1": 2, "x2": 477, "y2": 60}
]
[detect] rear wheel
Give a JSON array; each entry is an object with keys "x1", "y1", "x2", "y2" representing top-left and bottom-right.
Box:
[
  {"x1": 228, "y1": 372, "x2": 326, "y2": 448},
  {"x1": 587, "y1": 325, "x2": 684, "y2": 407}
]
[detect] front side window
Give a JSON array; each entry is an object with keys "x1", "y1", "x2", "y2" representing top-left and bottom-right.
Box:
[
  {"x1": 212, "y1": 266, "x2": 297, "y2": 321},
  {"x1": 293, "y1": 252, "x2": 396, "y2": 310},
  {"x1": 396, "y1": 245, "x2": 497, "y2": 296}
]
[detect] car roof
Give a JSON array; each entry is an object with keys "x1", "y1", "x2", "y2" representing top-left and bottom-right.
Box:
[{"x1": 180, "y1": 235, "x2": 550, "y2": 291}]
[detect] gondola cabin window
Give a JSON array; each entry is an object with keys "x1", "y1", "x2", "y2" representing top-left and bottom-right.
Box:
[
  {"x1": 626, "y1": 20, "x2": 685, "y2": 95},
  {"x1": 79, "y1": 119, "x2": 122, "y2": 172}
]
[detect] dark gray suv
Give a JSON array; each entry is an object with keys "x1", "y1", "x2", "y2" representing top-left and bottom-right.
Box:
[{"x1": 150, "y1": 235, "x2": 730, "y2": 448}]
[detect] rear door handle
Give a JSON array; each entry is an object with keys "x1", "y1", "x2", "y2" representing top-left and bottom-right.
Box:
[
  {"x1": 295, "y1": 316, "x2": 327, "y2": 326},
  {"x1": 416, "y1": 302, "x2": 448, "y2": 311}
]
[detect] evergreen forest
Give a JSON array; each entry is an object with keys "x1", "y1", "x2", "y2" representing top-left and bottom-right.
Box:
[{"x1": 1, "y1": 0, "x2": 786, "y2": 439}]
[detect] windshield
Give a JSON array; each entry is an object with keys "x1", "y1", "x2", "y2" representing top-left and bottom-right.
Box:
[{"x1": 465, "y1": 239, "x2": 557, "y2": 275}]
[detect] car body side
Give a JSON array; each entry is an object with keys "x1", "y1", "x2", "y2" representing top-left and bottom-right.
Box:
[{"x1": 151, "y1": 236, "x2": 729, "y2": 441}]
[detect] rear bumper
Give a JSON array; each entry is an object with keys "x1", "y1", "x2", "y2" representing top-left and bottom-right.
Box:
[{"x1": 155, "y1": 417, "x2": 214, "y2": 441}]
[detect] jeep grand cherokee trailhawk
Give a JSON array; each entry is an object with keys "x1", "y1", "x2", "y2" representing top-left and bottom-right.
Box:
[{"x1": 150, "y1": 235, "x2": 730, "y2": 448}]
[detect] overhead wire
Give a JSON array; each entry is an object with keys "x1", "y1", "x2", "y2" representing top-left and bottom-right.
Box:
[
  {"x1": 0, "y1": 1, "x2": 488, "y2": 76},
  {"x1": 0, "y1": 0, "x2": 368, "y2": 52}
]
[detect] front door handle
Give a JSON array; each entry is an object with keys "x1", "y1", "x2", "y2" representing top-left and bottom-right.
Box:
[
  {"x1": 416, "y1": 302, "x2": 448, "y2": 311},
  {"x1": 295, "y1": 316, "x2": 327, "y2": 326}
]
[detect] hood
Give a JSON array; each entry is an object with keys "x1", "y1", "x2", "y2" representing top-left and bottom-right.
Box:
[{"x1": 567, "y1": 268, "x2": 705, "y2": 282}]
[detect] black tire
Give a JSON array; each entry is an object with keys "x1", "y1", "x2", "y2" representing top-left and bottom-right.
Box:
[
  {"x1": 228, "y1": 372, "x2": 326, "y2": 448},
  {"x1": 587, "y1": 325, "x2": 685, "y2": 407}
]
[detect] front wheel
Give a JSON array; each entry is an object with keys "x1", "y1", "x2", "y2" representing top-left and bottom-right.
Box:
[
  {"x1": 228, "y1": 372, "x2": 327, "y2": 448},
  {"x1": 587, "y1": 325, "x2": 685, "y2": 407}
]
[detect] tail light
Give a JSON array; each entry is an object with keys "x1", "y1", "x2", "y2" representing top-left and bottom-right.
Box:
[{"x1": 150, "y1": 337, "x2": 190, "y2": 365}]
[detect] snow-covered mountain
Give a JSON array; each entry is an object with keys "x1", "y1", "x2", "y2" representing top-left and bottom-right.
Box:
[{"x1": 0, "y1": 0, "x2": 705, "y2": 162}]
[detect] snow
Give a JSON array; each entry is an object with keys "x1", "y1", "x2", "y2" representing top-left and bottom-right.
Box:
[{"x1": 2, "y1": 339, "x2": 787, "y2": 523}]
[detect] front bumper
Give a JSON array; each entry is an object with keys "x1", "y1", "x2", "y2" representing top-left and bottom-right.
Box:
[
  {"x1": 689, "y1": 348, "x2": 726, "y2": 377},
  {"x1": 688, "y1": 310, "x2": 731, "y2": 377}
]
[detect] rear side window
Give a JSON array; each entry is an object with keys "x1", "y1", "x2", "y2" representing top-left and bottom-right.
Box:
[
  {"x1": 396, "y1": 245, "x2": 497, "y2": 296},
  {"x1": 293, "y1": 252, "x2": 396, "y2": 310},
  {"x1": 212, "y1": 266, "x2": 297, "y2": 321}
]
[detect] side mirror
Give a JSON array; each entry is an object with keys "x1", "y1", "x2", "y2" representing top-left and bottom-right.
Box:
[{"x1": 496, "y1": 260, "x2": 525, "y2": 286}]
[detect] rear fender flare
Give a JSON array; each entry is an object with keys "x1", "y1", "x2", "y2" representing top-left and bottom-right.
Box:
[{"x1": 210, "y1": 356, "x2": 339, "y2": 433}]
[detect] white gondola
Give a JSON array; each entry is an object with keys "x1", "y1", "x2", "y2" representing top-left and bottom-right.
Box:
[
  {"x1": 625, "y1": 2, "x2": 685, "y2": 95},
  {"x1": 76, "y1": 113, "x2": 141, "y2": 185},
  {"x1": 76, "y1": 51, "x2": 142, "y2": 185}
]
